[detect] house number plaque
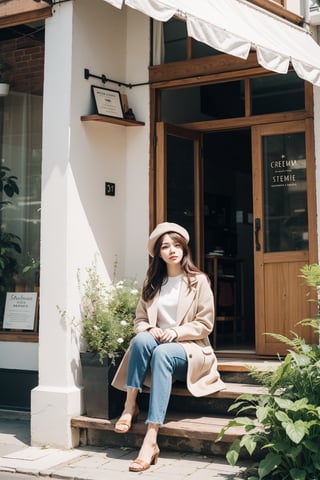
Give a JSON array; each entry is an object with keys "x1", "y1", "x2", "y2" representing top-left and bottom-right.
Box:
[{"x1": 105, "y1": 182, "x2": 115, "y2": 196}]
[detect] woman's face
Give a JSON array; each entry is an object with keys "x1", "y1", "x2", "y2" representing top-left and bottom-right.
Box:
[{"x1": 159, "y1": 233, "x2": 183, "y2": 266}]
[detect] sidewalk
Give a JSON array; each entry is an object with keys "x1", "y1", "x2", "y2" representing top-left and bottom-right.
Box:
[{"x1": 0, "y1": 411, "x2": 249, "y2": 479}]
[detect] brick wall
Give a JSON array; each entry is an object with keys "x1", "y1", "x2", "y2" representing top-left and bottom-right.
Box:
[{"x1": 0, "y1": 36, "x2": 44, "y2": 95}]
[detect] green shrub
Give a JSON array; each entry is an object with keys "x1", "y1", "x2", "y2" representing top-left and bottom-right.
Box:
[{"x1": 216, "y1": 263, "x2": 320, "y2": 480}]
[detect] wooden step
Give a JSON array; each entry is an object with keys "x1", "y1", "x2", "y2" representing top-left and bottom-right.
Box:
[
  {"x1": 72, "y1": 382, "x2": 265, "y2": 455},
  {"x1": 137, "y1": 382, "x2": 266, "y2": 417},
  {"x1": 72, "y1": 411, "x2": 243, "y2": 441},
  {"x1": 71, "y1": 412, "x2": 247, "y2": 456},
  {"x1": 169, "y1": 382, "x2": 266, "y2": 399},
  {"x1": 217, "y1": 358, "x2": 280, "y2": 373},
  {"x1": 217, "y1": 358, "x2": 281, "y2": 384},
  {"x1": 71, "y1": 358, "x2": 278, "y2": 455}
]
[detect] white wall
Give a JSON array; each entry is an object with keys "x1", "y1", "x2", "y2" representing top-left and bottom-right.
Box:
[
  {"x1": 31, "y1": 0, "x2": 150, "y2": 448},
  {"x1": 124, "y1": 6, "x2": 149, "y2": 281},
  {"x1": 70, "y1": 1, "x2": 149, "y2": 283}
]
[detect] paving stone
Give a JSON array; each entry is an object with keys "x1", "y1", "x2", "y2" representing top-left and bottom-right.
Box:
[{"x1": 0, "y1": 414, "x2": 252, "y2": 480}]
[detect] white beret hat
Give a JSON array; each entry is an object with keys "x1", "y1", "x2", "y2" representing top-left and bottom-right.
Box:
[{"x1": 148, "y1": 222, "x2": 189, "y2": 257}]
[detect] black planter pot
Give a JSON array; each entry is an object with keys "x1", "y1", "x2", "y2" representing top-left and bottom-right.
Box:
[{"x1": 80, "y1": 351, "x2": 125, "y2": 419}]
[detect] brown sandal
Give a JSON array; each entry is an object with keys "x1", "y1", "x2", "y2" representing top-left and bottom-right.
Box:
[
  {"x1": 129, "y1": 445, "x2": 160, "y2": 472},
  {"x1": 114, "y1": 405, "x2": 140, "y2": 434}
]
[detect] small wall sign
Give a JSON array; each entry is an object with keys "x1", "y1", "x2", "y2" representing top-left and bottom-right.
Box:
[
  {"x1": 105, "y1": 182, "x2": 115, "y2": 196},
  {"x1": 3, "y1": 292, "x2": 38, "y2": 330},
  {"x1": 91, "y1": 86, "x2": 124, "y2": 118}
]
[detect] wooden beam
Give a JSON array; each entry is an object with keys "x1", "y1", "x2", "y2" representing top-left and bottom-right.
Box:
[
  {"x1": 0, "y1": 0, "x2": 52, "y2": 28},
  {"x1": 0, "y1": 332, "x2": 38, "y2": 342},
  {"x1": 247, "y1": 0, "x2": 303, "y2": 25},
  {"x1": 149, "y1": 53, "x2": 261, "y2": 85},
  {"x1": 179, "y1": 111, "x2": 310, "y2": 133}
]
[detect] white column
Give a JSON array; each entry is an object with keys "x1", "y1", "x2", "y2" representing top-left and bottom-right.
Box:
[
  {"x1": 31, "y1": 0, "x2": 151, "y2": 448},
  {"x1": 313, "y1": 85, "x2": 320, "y2": 260},
  {"x1": 31, "y1": 2, "x2": 82, "y2": 448}
]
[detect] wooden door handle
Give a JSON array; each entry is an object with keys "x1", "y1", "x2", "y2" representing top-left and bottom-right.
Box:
[{"x1": 255, "y1": 218, "x2": 261, "y2": 251}]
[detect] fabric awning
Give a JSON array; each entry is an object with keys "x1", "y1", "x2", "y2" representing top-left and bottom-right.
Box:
[{"x1": 102, "y1": 0, "x2": 320, "y2": 86}]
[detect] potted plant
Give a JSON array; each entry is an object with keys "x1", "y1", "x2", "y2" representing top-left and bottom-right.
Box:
[
  {"x1": 78, "y1": 260, "x2": 140, "y2": 419},
  {"x1": 0, "y1": 61, "x2": 11, "y2": 96}
]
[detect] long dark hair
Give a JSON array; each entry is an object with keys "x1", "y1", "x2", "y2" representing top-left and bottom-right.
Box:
[{"x1": 142, "y1": 231, "x2": 201, "y2": 302}]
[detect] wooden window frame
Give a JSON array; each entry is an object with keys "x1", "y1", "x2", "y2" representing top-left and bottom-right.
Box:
[
  {"x1": 0, "y1": 332, "x2": 39, "y2": 343},
  {"x1": 246, "y1": 1, "x2": 302, "y2": 24},
  {"x1": 148, "y1": 53, "x2": 314, "y2": 238}
]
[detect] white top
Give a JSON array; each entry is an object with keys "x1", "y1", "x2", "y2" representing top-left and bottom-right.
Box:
[{"x1": 157, "y1": 274, "x2": 182, "y2": 330}]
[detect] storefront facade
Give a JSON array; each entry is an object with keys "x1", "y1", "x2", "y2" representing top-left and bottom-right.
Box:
[{"x1": 0, "y1": 0, "x2": 319, "y2": 448}]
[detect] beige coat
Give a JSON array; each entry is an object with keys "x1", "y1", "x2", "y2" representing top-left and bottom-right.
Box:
[{"x1": 112, "y1": 273, "x2": 225, "y2": 397}]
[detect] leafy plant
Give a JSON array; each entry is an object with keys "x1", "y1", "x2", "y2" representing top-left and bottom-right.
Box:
[
  {"x1": 0, "y1": 165, "x2": 19, "y2": 201},
  {"x1": 22, "y1": 256, "x2": 40, "y2": 274},
  {"x1": 78, "y1": 260, "x2": 140, "y2": 363},
  {"x1": 0, "y1": 165, "x2": 21, "y2": 274},
  {"x1": 216, "y1": 264, "x2": 320, "y2": 480},
  {"x1": 0, "y1": 165, "x2": 20, "y2": 320},
  {"x1": 22, "y1": 255, "x2": 40, "y2": 286}
]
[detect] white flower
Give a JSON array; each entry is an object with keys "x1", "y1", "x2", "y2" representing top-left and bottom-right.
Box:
[
  {"x1": 106, "y1": 285, "x2": 116, "y2": 294},
  {"x1": 81, "y1": 297, "x2": 94, "y2": 315},
  {"x1": 93, "y1": 325, "x2": 99, "y2": 331},
  {"x1": 120, "y1": 320, "x2": 127, "y2": 326},
  {"x1": 116, "y1": 280, "x2": 124, "y2": 288},
  {"x1": 130, "y1": 288, "x2": 139, "y2": 295},
  {"x1": 117, "y1": 337, "x2": 124, "y2": 344}
]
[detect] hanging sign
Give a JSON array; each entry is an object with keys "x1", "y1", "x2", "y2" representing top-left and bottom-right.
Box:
[{"x1": 3, "y1": 292, "x2": 38, "y2": 330}]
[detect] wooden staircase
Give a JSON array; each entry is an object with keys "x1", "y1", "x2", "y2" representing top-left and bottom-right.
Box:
[{"x1": 71, "y1": 358, "x2": 279, "y2": 456}]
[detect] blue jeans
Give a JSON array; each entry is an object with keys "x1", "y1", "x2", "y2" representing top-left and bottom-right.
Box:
[{"x1": 126, "y1": 331, "x2": 187, "y2": 425}]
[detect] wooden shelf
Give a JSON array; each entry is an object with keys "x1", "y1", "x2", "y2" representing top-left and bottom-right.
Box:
[{"x1": 81, "y1": 114, "x2": 145, "y2": 127}]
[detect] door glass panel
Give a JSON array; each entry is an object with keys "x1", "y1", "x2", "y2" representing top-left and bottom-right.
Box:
[
  {"x1": 166, "y1": 135, "x2": 195, "y2": 255},
  {"x1": 263, "y1": 132, "x2": 308, "y2": 252}
]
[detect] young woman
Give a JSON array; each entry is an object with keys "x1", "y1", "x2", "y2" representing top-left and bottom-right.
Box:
[{"x1": 112, "y1": 222, "x2": 225, "y2": 472}]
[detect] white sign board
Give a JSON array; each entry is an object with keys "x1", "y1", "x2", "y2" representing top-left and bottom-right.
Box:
[{"x1": 3, "y1": 292, "x2": 38, "y2": 330}]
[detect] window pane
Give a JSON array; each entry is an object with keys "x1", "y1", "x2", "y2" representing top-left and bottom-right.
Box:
[
  {"x1": 263, "y1": 132, "x2": 308, "y2": 252},
  {"x1": 251, "y1": 73, "x2": 304, "y2": 115},
  {"x1": 192, "y1": 39, "x2": 222, "y2": 59},
  {"x1": 0, "y1": 92, "x2": 42, "y2": 327},
  {"x1": 200, "y1": 81, "x2": 245, "y2": 119},
  {"x1": 0, "y1": 23, "x2": 43, "y2": 332},
  {"x1": 166, "y1": 135, "x2": 195, "y2": 255},
  {"x1": 162, "y1": 86, "x2": 213, "y2": 123},
  {"x1": 163, "y1": 18, "x2": 187, "y2": 63}
]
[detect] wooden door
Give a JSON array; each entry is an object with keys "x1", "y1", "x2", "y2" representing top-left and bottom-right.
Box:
[
  {"x1": 252, "y1": 120, "x2": 317, "y2": 355},
  {"x1": 155, "y1": 122, "x2": 203, "y2": 266}
]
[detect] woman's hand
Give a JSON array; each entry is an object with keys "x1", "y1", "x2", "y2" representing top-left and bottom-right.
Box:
[
  {"x1": 148, "y1": 327, "x2": 177, "y2": 343},
  {"x1": 160, "y1": 329, "x2": 177, "y2": 343},
  {"x1": 148, "y1": 327, "x2": 164, "y2": 340}
]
